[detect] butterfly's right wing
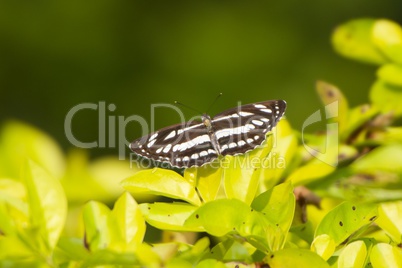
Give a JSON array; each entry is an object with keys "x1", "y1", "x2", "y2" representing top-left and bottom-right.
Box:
[
  {"x1": 130, "y1": 121, "x2": 218, "y2": 168},
  {"x1": 211, "y1": 100, "x2": 286, "y2": 156}
]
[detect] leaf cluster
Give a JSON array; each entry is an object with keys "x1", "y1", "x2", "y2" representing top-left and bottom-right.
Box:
[{"x1": 1, "y1": 18, "x2": 402, "y2": 267}]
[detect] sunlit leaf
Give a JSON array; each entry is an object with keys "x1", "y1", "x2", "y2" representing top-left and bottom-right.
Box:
[
  {"x1": 265, "y1": 248, "x2": 329, "y2": 268},
  {"x1": 82, "y1": 201, "x2": 116, "y2": 251},
  {"x1": 287, "y1": 161, "x2": 335, "y2": 186},
  {"x1": 259, "y1": 120, "x2": 298, "y2": 190},
  {"x1": 139, "y1": 202, "x2": 201, "y2": 231},
  {"x1": 176, "y1": 236, "x2": 210, "y2": 264},
  {"x1": 223, "y1": 135, "x2": 273, "y2": 204},
  {"x1": 166, "y1": 258, "x2": 193, "y2": 268},
  {"x1": 377, "y1": 63, "x2": 402, "y2": 86},
  {"x1": 315, "y1": 202, "x2": 378, "y2": 246},
  {"x1": 112, "y1": 192, "x2": 146, "y2": 250},
  {"x1": 196, "y1": 259, "x2": 226, "y2": 268},
  {"x1": 23, "y1": 160, "x2": 67, "y2": 253},
  {"x1": 351, "y1": 144, "x2": 402, "y2": 173},
  {"x1": 89, "y1": 156, "x2": 142, "y2": 199},
  {"x1": 376, "y1": 201, "x2": 402, "y2": 244},
  {"x1": 338, "y1": 240, "x2": 368, "y2": 268},
  {"x1": 56, "y1": 237, "x2": 90, "y2": 261},
  {"x1": 311, "y1": 234, "x2": 335, "y2": 261},
  {"x1": 122, "y1": 168, "x2": 201, "y2": 206},
  {"x1": 150, "y1": 242, "x2": 180, "y2": 263},
  {"x1": 316, "y1": 81, "x2": 349, "y2": 134},
  {"x1": 81, "y1": 249, "x2": 139, "y2": 267},
  {"x1": 332, "y1": 19, "x2": 388, "y2": 65},
  {"x1": 0, "y1": 179, "x2": 28, "y2": 235},
  {"x1": 252, "y1": 182, "x2": 295, "y2": 250},
  {"x1": 372, "y1": 19, "x2": 402, "y2": 64},
  {"x1": 0, "y1": 236, "x2": 33, "y2": 262},
  {"x1": 342, "y1": 104, "x2": 378, "y2": 142},
  {"x1": 62, "y1": 150, "x2": 149, "y2": 204},
  {"x1": 185, "y1": 199, "x2": 276, "y2": 252},
  {"x1": 184, "y1": 199, "x2": 251, "y2": 237},
  {"x1": 370, "y1": 80, "x2": 402, "y2": 116},
  {"x1": 370, "y1": 243, "x2": 402, "y2": 268},
  {"x1": 0, "y1": 121, "x2": 65, "y2": 179},
  {"x1": 184, "y1": 163, "x2": 222, "y2": 202}
]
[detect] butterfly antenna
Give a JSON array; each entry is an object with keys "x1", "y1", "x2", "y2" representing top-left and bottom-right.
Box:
[
  {"x1": 174, "y1": 101, "x2": 203, "y2": 114},
  {"x1": 206, "y1": 92, "x2": 223, "y2": 114}
]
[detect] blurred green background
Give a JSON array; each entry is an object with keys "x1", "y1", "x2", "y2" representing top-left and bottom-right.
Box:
[{"x1": 1, "y1": 0, "x2": 401, "y2": 157}]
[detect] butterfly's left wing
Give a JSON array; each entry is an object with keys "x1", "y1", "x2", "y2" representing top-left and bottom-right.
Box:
[
  {"x1": 130, "y1": 121, "x2": 218, "y2": 168},
  {"x1": 211, "y1": 100, "x2": 286, "y2": 156}
]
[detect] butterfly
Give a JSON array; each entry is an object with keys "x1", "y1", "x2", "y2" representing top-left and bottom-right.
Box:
[{"x1": 130, "y1": 100, "x2": 286, "y2": 168}]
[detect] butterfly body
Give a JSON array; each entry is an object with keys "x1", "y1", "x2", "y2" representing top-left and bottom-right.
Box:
[{"x1": 130, "y1": 100, "x2": 286, "y2": 168}]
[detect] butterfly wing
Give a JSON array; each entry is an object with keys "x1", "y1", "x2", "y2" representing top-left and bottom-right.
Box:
[
  {"x1": 211, "y1": 100, "x2": 286, "y2": 156},
  {"x1": 130, "y1": 121, "x2": 218, "y2": 168}
]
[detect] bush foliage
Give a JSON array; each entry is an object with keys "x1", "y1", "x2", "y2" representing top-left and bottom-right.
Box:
[{"x1": 1, "y1": 18, "x2": 402, "y2": 267}]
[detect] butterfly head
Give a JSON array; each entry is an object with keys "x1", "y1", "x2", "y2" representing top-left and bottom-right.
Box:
[{"x1": 201, "y1": 114, "x2": 212, "y2": 129}]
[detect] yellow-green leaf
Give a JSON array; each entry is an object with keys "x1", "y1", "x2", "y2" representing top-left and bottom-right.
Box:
[
  {"x1": 370, "y1": 243, "x2": 402, "y2": 268},
  {"x1": 372, "y1": 19, "x2": 402, "y2": 64},
  {"x1": 338, "y1": 240, "x2": 367, "y2": 268},
  {"x1": 370, "y1": 80, "x2": 402, "y2": 116},
  {"x1": 112, "y1": 192, "x2": 146, "y2": 250},
  {"x1": 223, "y1": 135, "x2": 273, "y2": 204},
  {"x1": 332, "y1": 19, "x2": 388, "y2": 65},
  {"x1": 315, "y1": 202, "x2": 377, "y2": 246},
  {"x1": 23, "y1": 160, "x2": 67, "y2": 252},
  {"x1": 376, "y1": 201, "x2": 402, "y2": 244},
  {"x1": 184, "y1": 163, "x2": 222, "y2": 202},
  {"x1": 311, "y1": 234, "x2": 335, "y2": 261},
  {"x1": 139, "y1": 202, "x2": 201, "y2": 232},
  {"x1": 122, "y1": 168, "x2": 201, "y2": 206},
  {"x1": 266, "y1": 248, "x2": 329, "y2": 268}
]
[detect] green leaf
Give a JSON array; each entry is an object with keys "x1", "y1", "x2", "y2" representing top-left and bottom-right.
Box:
[
  {"x1": 342, "y1": 104, "x2": 378, "y2": 142},
  {"x1": 259, "y1": 120, "x2": 298, "y2": 190},
  {"x1": 185, "y1": 199, "x2": 276, "y2": 252},
  {"x1": 166, "y1": 258, "x2": 193, "y2": 268},
  {"x1": 311, "y1": 234, "x2": 336, "y2": 261},
  {"x1": 81, "y1": 249, "x2": 139, "y2": 267},
  {"x1": 223, "y1": 135, "x2": 273, "y2": 204},
  {"x1": 377, "y1": 63, "x2": 402, "y2": 86},
  {"x1": 287, "y1": 161, "x2": 336, "y2": 186},
  {"x1": 112, "y1": 192, "x2": 146, "y2": 250},
  {"x1": 370, "y1": 243, "x2": 402, "y2": 268},
  {"x1": 338, "y1": 240, "x2": 368, "y2": 268},
  {"x1": 23, "y1": 160, "x2": 67, "y2": 253},
  {"x1": 370, "y1": 80, "x2": 402, "y2": 116},
  {"x1": 122, "y1": 168, "x2": 201, "y2": 206},
  {"x1": 202, "y1": 239, "x2": 254, "y2": 263},
  {"x1": 372, "y1": 19, "x2": 402, "y2": 64},
  {"x1": 56, "y1": 237, "x2": 90, "y2": 261},
  {"x1": 184, "y1": 163, "x2": 222, "y2": 202},
  {"x1": 0, "y1": 236, "x2": 34, "y2": 262},
  {"x1": 184, "y1": 199, "x2": 251, "y2": 237},
  {"x1": 82, "y1": 201, "x2": 115, "y2": 251},
  {"x1": 315, "y1": 202, "x2": 378, "y2": 246},
  {"x1": 177, "y1": 236, "x2": 210, "y2": 264},
  {"x1": 0, "y1": 179, "x2": 29, "y2": 235},
  {"x1": 139, "y1": 202, "x2": 201, "y2": 231},
  {"x1": 0, "y1": 121, "x2": 65, "y2": 179},
  {"x1": 251, "y1": 182, "x2": 295, "y2": 251},
  {"x1": 376, "y1": 201, "x2": 402, "y2": 244},
  {"x1": 316, "y1": 81, "x2": 349, "y2": 134},
  {"x1": 265, "y1": 248, "x2": 329, "y2": 268},
  {"x1": 351, "y1": 144, "x2": 402, "y2": 174},
  {"x1": 332, "y1": 19, "x2": 388, "y2": 65},
  {"x1": 196, "y1": 259, "x2": 226, "y2": 268}
]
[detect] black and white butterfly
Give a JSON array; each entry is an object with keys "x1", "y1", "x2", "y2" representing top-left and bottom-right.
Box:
[{"x1": 130, "y1": 100, "x2": 286, "y2": 168}]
